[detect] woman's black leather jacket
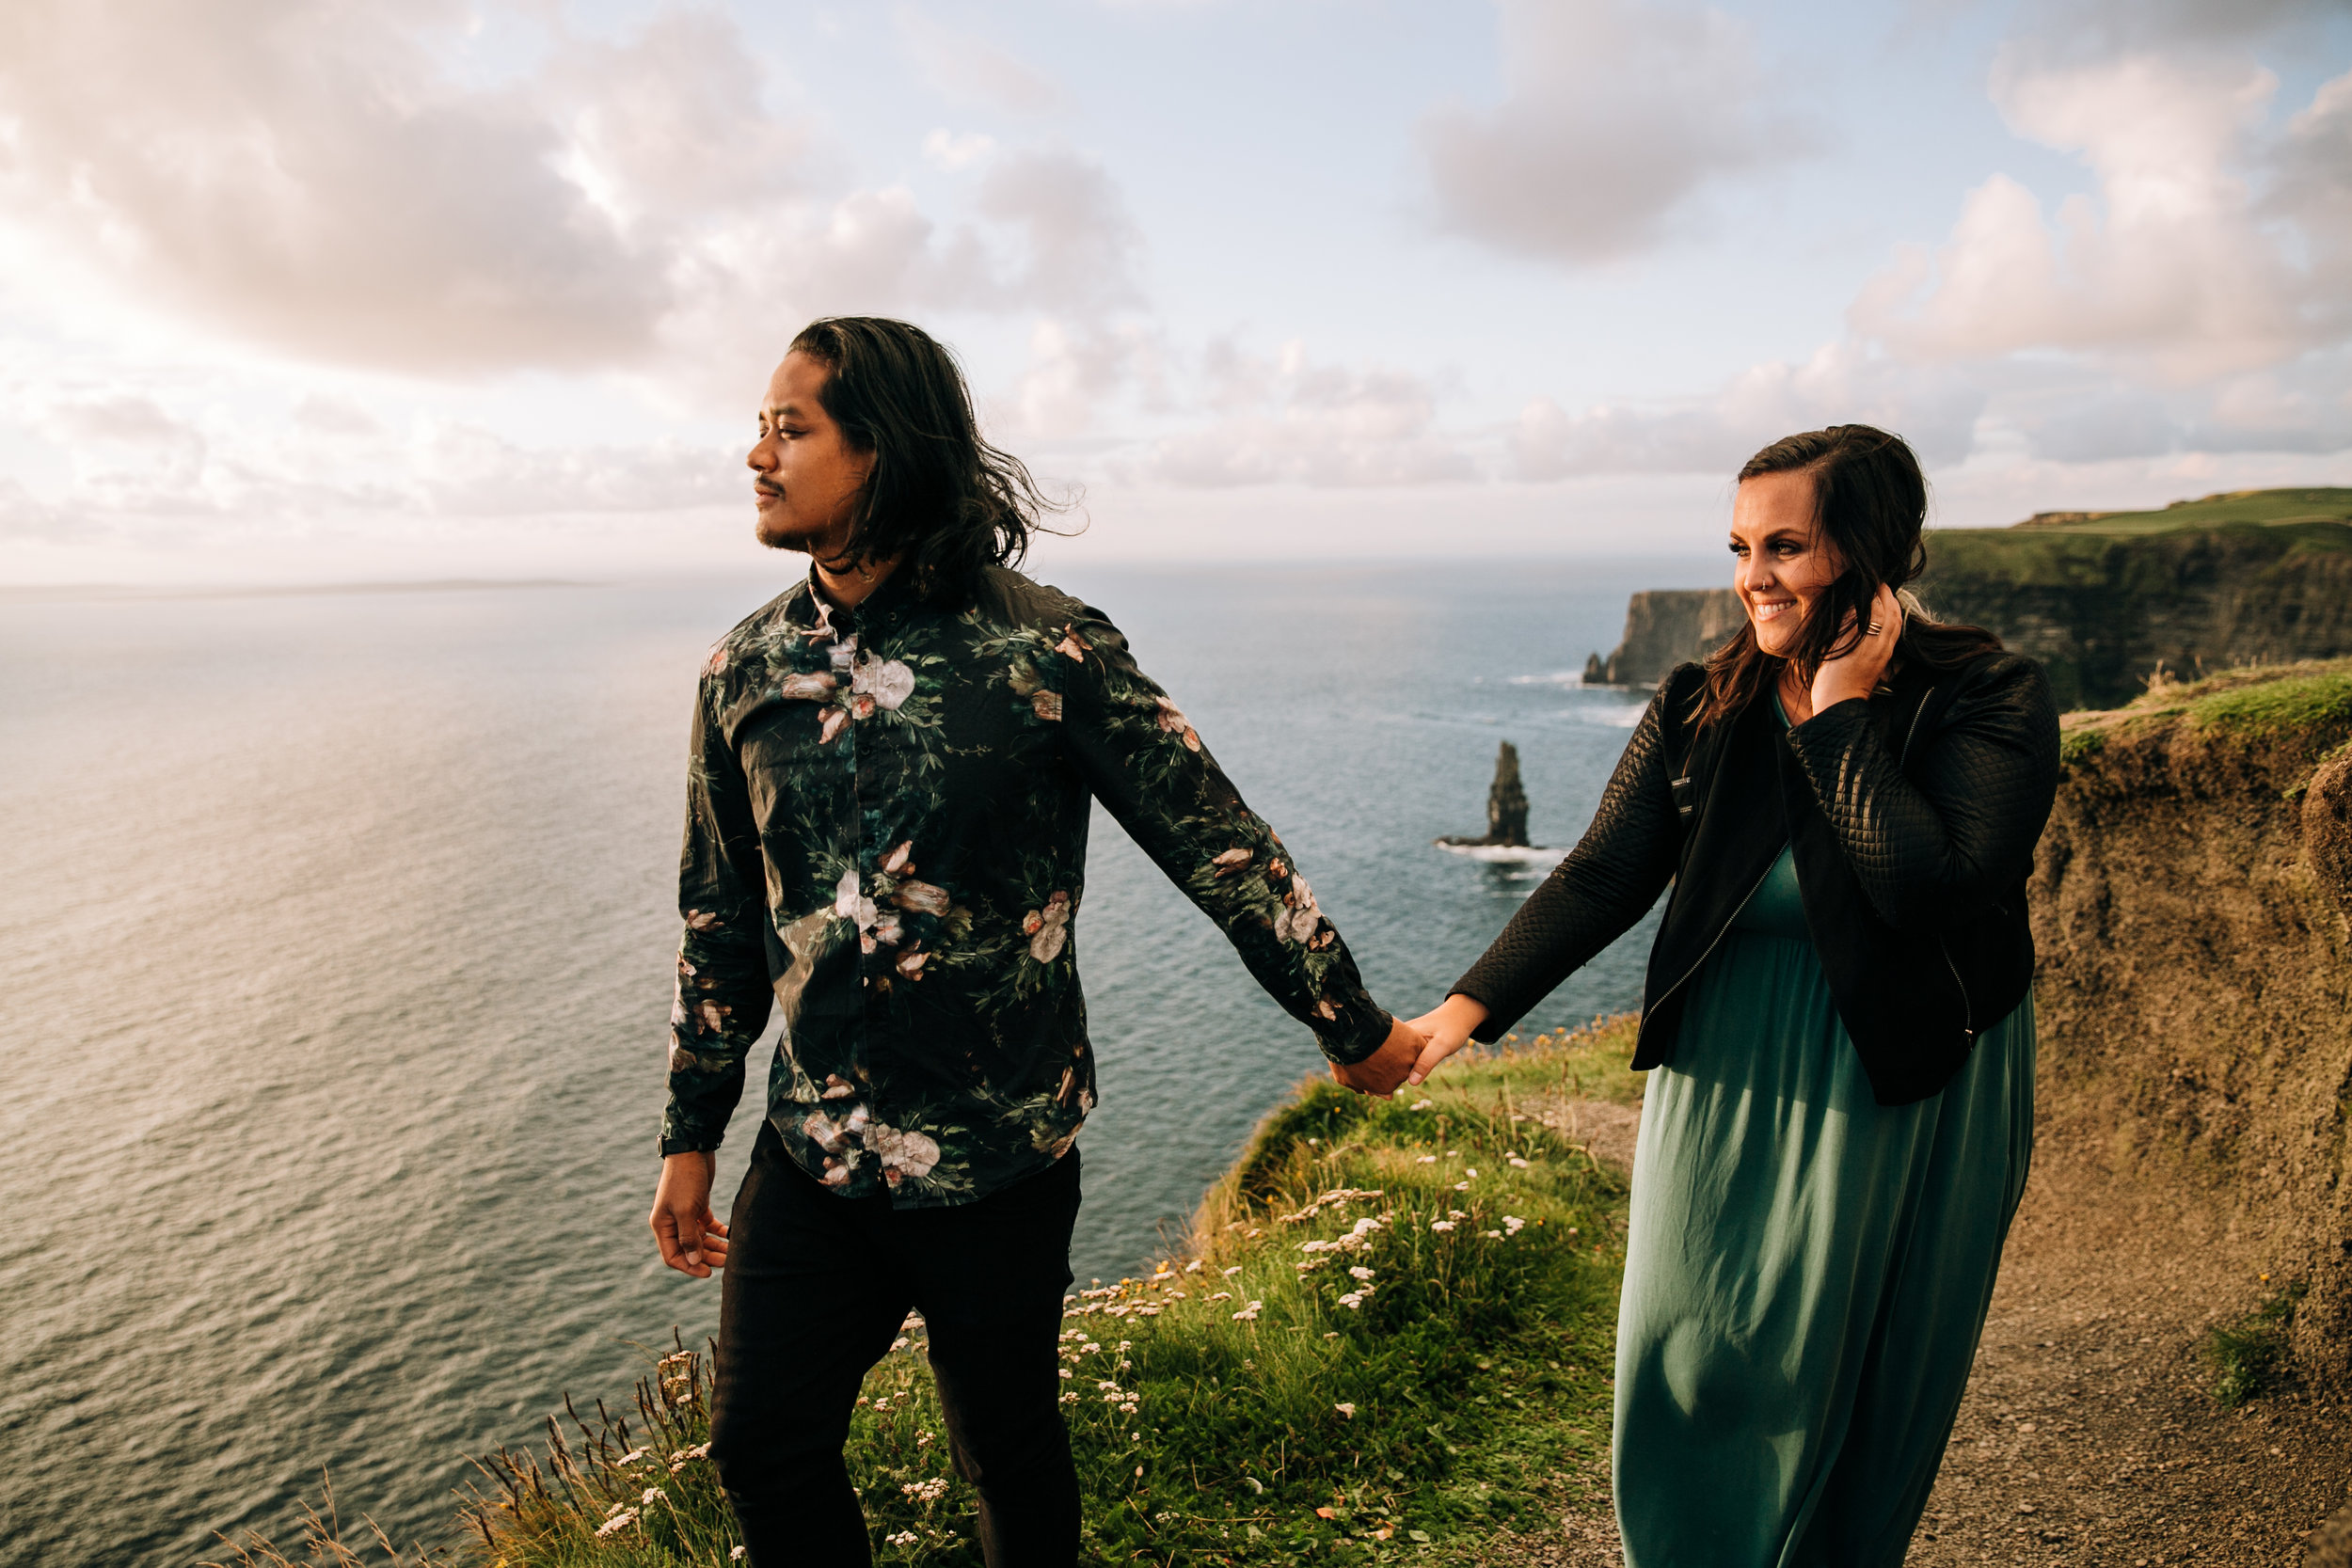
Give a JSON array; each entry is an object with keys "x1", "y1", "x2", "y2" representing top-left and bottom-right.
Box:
[{"x1": 1451, "y1": 651, "x2": 2060, "y2": 1105}]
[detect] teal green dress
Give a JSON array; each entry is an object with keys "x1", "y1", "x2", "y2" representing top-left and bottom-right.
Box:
[{"x1": 1611, "y1": 753, "x2": 2035, "y2": 1565}]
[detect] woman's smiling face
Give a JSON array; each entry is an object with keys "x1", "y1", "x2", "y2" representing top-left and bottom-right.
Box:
[{"x1": 1730, "y1": 467, "x2": 1842, "y2": 659}]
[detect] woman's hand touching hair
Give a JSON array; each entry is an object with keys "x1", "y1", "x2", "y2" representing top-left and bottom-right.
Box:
[
  {"x1": 1806, "y1": 581, "x2": 1903, "y2": 719},
  {"x1": 1403, "y1": 994, "x2": 1491, "y2": 1087}
]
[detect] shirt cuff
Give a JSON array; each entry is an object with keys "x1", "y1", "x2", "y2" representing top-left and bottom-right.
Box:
[{"x1": 1314, "y1": 1007, "x2": 1393, "y2": 1067}]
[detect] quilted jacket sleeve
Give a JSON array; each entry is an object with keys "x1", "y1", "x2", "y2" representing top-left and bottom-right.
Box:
[
  {"x1": 1448, "y1": 673, "x2": 1688, "y2": 1041},
  {"x1": 1782, "y1": 654, "x2": 2059, "y2": 932}
]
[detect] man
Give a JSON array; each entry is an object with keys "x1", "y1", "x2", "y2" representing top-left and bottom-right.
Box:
[{"x1": 647, "y1": 316, "x2": 1424, "y2": 1567}]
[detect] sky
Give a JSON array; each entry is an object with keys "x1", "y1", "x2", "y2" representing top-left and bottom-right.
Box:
[{"x1": 1, "y1": 0, "x2": 2348, "y2": 584}]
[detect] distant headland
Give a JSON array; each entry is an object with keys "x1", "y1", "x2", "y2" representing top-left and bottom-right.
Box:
[{"x1": 1583, "y1": 485, "x2": 2352, "y2": 709}]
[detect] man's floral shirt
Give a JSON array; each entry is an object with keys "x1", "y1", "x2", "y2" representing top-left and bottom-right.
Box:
[{"x1": 660, "y1": 565, "x2": 1392, "y2": 1207}]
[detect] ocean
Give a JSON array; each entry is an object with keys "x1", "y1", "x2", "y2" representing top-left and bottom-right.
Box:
[{"x1": 0, "y1": 557, "x2": 1717, "y2": 1564}]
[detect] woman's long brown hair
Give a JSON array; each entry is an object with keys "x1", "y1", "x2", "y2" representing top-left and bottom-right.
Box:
[{"x1": 1692, "y1": 424, "x2": 2004, "y2": 733}]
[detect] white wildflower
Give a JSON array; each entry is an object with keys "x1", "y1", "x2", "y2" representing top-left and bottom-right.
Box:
[
  {"x1": 1430, "y1": 1219, "x2": 1455, "y2": 1232},
  {"x1": 1417, "y1": 1154, "x2": 1438, "y2": 1164},
  {"x1": 1222, "y1": 1265, "x2": 1242, "y2": 1277},
  {"x1": 1335, "y1": 1402, "x2": 1357, "y2": 1418},
  {"x1": 885, "y1": 1530, "x2": 919, "y2": 1548},
  {"x1": 595, "y1": 1510, "x2": 639, "y2": 1538},
  {"x1": 1410, "y1": 1100, "x2": 1435, "y2": 1111},
  {"x1": 1348, "y1": 1265, "x2": 1375, "y2": 1281},
  {"x1": 1509, "y1": 1157, "x2": 1531, "y2": 1168}
]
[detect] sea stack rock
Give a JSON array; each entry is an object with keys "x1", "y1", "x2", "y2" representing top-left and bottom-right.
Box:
[{"x1": 1438, "y1": 741, "x2": 1531, "y2": 847}]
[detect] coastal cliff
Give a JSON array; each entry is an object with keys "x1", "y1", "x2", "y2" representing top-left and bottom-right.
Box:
[
  {"x1": 1584, "y1": 487, "x2": 2352, "y2": 706},
  {"x1": 2030, "y1": 658, "x2": 2352, "y2": 1379}
]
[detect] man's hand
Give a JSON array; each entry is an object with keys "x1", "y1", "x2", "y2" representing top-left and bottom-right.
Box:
[
  {"x1": 650, "y1": 1150, "x2": 728, "y2": 1279},
  {"x1": 1332, "y1": 1015, "x2": 1427, "y2": 1099},
  {"x1": 1404, "y1": 994, "x2": 1492, "y2": 1087}
]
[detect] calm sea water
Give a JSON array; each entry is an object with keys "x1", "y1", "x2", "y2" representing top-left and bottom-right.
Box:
[{"x1": 0, "y1": 558, "x2": 1717, "y2": 1565}]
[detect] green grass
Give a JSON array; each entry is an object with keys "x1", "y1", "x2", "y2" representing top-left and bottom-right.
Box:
[
  {"x1": 2056, "y1": 657, "x2": 2352, "y2": 784},
  {"x1": 2205, "y1": 1279, "x2": 2307, "y2": 1409},
  {"x1": 2004, "y1": 485, "x2": 2352, "y2": 535},
  {"x1": 210, "y1": 1020, "x2": 1646, "y2": 1568}
]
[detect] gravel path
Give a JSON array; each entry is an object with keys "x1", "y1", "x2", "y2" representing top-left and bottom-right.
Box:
[{"x1": 1478, "y1": 1097, "x2": 2352, "y2": 1566}]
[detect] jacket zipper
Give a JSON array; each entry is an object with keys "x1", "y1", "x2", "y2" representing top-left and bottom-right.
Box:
[
  {"x1": 1644, "y1": 855, "x2": 1782, "y2": 1027},
  {"x1": 1938, "y1": 934, "x2": 1976, "y2": 1037}
]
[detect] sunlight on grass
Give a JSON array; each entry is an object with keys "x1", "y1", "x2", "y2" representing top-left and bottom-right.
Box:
[{"x1": 210, "y1": 1017, "x2": 1643, "y2": 1567}]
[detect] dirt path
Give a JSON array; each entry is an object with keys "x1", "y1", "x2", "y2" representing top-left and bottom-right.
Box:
[{"x1": 1481, "y1": 1097, "x2": 2352, "y2": 1567}]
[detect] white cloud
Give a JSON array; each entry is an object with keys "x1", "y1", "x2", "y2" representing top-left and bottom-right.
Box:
[
  {"x1": 0, "y1": 1, "x2": 1137, "y2": 400},
  {"x1": 1509, "y1": 342, "x2": 1988, "y2": 478},
  {"x1": 896, "y1": 8, "x2": 1064, "y2": 116},
  {"x1": 923, "y1": 129, "x2": 1001, "y2": 171},
  {"x1": 1852, "y1": 51, "x2": 2350, "y2": 380},
  {"x1": 1134, "y1": 340, "x2": 1478, "y2": 487},
  {"x1": 1419, "y1": 0, "x2": 1820, "y2": 265}
]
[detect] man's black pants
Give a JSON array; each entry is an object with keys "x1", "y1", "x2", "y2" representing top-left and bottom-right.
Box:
[{"x1": 709, "y1": 1119, "x2": 1083, "y2": 1567}]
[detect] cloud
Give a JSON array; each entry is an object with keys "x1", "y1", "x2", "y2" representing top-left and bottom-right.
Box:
[
  {"x1": 1852, "y1": 50, "x2": 2351, "y2": 380},
  {"x1": 0, "y1": 1, "x2": 1136, "y2": 396},
  {"x1": 1133, "y1": 340, "x2": 1477, "y2": 486},
  {"x1": 896, "y1": 8, "x2": 1063, "y2": 116},
  {"x1": 923, "y1": 129, "x2": 1000, "y2": 171},
  {"x1": 1419, "y1": 0, "x2": 1821, "y2": 266},
  {"x1": 1509, "y1": 342, "x2": 1989, "y2": 478}
]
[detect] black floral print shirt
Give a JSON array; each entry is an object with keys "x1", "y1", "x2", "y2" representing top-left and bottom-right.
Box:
[{"x1": 660, "y1": 565, "x2": 1392, "y2": 1207}]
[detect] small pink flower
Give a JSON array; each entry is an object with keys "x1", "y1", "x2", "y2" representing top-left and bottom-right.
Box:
[
  {"x1": 893, "y1": 880, "x2": 951, "y2": 916},
  {"x1": 1154, "y1": 695, "x2": 1201, "y2": 752},
  {"x1": 819, "y1": 706, "x2": 850, "y2": 744},
  {"x1": 777, "y1": 672, "x2": 836, "y2": 702},
  {"x1": 897, "y1": 948, "x2": 929, "y2": 979},
  {"x1": 1032, "y1": 690, "x2": 1063, "y2": 722},
  {"x1": 1210, "y1": 847, "x2": 1251, "y2": 876},
  {"x1": 685, "y1": 909, "x2": 721, "y2": 931},
  {"x1": 1055, "y1": 628, "x2": 1091, "y2": 662},
  {"x1": 851, "y1": 694, "x2": 876, "y2": 720},
  {"x1": 882, "y1": 841, "x2": 914, "y2": 873}
]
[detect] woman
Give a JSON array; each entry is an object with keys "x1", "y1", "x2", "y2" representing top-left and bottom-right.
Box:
[{"x1": 1406, "y1": 425, "x2": 2059, "y2": 1565}]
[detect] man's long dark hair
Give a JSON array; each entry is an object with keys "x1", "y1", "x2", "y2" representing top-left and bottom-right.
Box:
[
  {"x1": 1694, "y1": 423, "x2": 2003, "y2": 731},
  {"x1": 788, "y1": 316, "x2": 1069, "y2": 606}
]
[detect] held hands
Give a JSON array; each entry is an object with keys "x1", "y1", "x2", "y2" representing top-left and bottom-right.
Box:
[
  {"x1": 1810, "y1": 582, "x2": 1903, "y2": 715},
  {"x1": 1404, "y1": 994, "x2": 1489, "y2": 1087},
  {"x1": 1330, "y1": 1014, "x2": 1429, "y2": 1099},
  {"x1": 650, "y1": 1149, "x2": 729, "y2": 1278}
]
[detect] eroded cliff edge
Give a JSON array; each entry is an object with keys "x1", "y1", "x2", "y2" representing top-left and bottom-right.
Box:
[{"x1": 2032, "y1": 658, "x2": 2352, "y2": 1379}]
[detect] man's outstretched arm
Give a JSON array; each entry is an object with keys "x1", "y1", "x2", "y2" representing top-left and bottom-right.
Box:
[{"x1": 1052, "y1": 606, "x2": 1421, "y2": 1092}]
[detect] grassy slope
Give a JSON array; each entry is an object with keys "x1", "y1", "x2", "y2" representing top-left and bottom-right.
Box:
[
  {"x1": 213, "y1": 1021, "x2": 1647, "y2": 1568},
  {"x1": 2010, "y1": 485, "x2": 2352, "y2": 536},
  {"x1": 2054, "y1": 657, "x2": 2352, "y2": 777}
]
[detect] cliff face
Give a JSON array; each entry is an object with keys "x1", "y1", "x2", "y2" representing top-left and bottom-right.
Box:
[
  {"x1": 2030, "y1": 660, "x2": 2352, "y2": 1380},
  {"x1": 1920, "y1": 522, "x2": 2352, "y2": 710},
  {"x1": 1583, "y1": 588, "x2": 1743, "y2": 687},
  {"x1": 1584, "y1": 519, "x2": 2352, "y2": 706}
]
